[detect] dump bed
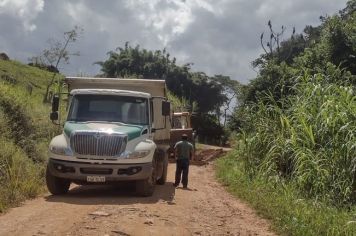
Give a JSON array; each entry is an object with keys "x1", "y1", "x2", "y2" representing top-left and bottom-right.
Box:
[
  {"x1": 65, "y1": 77, "x2": 171, "y2": 143},
  {"x1": 65, "y1": 77, "x2": 166, "y2": 97}
]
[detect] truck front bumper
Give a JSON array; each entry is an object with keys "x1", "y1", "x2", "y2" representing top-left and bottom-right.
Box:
[{"x1": 48, "y1": 158, "x2": 152, "y2": 182}]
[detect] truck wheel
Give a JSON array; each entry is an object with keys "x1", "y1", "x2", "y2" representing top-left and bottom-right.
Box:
[
  {"x1": 46, "y1": 165, "x2": 70, "y2": 195},
  {"x1": 136, "y1": 168, "x2": 156, "y2": 197},
  {"x1": 157, "y1": 153, "x2": 168, "y2": 185}
]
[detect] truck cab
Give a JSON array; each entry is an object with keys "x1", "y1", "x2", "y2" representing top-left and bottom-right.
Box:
[{"x1": 46, "y1": 78, "x2": 171, "y2": 196}]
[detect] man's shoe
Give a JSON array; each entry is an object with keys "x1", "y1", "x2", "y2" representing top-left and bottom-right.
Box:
[
  {"x1": 173, "y1": 183, "x2": 179, "y2": 187},
  {"x1": 183, "y1": 185, "x2": 188, "y2": 189}
]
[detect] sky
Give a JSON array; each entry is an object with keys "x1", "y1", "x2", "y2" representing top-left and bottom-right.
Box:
[{"x1": 0, "y1": 0, "x2": 349, "y2": 83}]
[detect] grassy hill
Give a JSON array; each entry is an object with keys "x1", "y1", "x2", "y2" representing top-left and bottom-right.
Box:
[{"x1": 0, "y1": 59, "x2": 60, "y2": 212}]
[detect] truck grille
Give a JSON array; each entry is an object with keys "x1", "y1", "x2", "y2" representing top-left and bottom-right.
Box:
[{"x1": 70, "y1": 132, "x2": 127, "y2": 158}]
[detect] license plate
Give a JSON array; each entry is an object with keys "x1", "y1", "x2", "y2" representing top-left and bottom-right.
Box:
[{"x1": 87, "y1": 176, "x2": 106, "y2": 182}]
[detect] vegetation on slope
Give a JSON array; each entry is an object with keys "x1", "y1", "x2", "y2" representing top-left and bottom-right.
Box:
[
  {"x1": 218, "y1": 72, "x2": 356, "y2": 235},
  {"x1": 235, "y1": 72, "x2": 355, "y2": 204},
  {"x1": 0, "y1": 60, "x2": 58, "y2": 212},
  {"x1": 217, "y1": 152, "x2": 356, "y2": 236},
  {"x1": 218, "y1": 1, "x2": 356, "y2": 235}
]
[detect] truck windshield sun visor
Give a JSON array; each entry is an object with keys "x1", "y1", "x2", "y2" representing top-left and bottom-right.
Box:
[{"x1": 67, "y1": 94, "x2": 149, "y2": 125}]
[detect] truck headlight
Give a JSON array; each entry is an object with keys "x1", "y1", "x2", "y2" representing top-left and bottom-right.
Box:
[
  {"x1": 120, "y1": 150, "x2": 150, "y2": 159},
  {"x1": 49, "y1": 146, "x2": 73, "y2": 156}
]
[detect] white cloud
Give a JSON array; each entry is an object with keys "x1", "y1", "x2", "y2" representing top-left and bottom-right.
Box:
[
  {"x1": 0, "y1": 0, "x2": 350, "y2": 82},
  {"x1": 0, "y1": 0, "x2": 44, "y2": 31},
  {"x1": 125, "y1": 0, "x2": 222, "y2": 46}
]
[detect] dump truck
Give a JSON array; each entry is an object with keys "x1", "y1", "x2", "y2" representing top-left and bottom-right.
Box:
[
  {"x1": 169, "y1": 111, "x2": 195, "y2": 158},
  {"x1": 47, "y1": 77, "x2": 171, "y2": 196},
  {"x1": 171, "y1": 112, "x2": 194, "y2": 142}
]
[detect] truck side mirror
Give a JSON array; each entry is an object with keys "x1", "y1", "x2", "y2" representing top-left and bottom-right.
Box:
[
  {"x1": 162, "y1": 101, "x2": 170, "y2": 116},
  {"x1": 50, "y1": 95, "x2": 59, "y2": 121},
  {"x1": 52, "y1": 95, "x2": 60, "y2": 112},
  {"x1": 50, "y1": 112, "x2": 58, "y2": 121}
]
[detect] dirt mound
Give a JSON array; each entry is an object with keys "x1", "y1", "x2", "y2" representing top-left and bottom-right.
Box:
[
  {"x1": 169, "y1": 147, "x2": 227, "y2": 165},
  {"x1": 191, "y1": 148, "x2": 226, "y2": 165}
]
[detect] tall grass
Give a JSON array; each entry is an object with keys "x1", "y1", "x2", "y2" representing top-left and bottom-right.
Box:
[
  {"x1": 0, "y1": 60, "x2": 58, "y2": 212},
  {"x1": 217, "y1": 153, "x2": 356, "y2": 236},
  {"x1": 0, "y1": 139, "x2": 45, "y2": 212},
  {"x1": 0, "y1": 83, "x2": 57, "y2": 162},
  {"x1": 235, "y1": 73, "x2": 356, "y2": 205}
]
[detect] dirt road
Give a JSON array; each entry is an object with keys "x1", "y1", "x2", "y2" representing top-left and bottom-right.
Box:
[{"x1": 0, "y1": 163, "x2": 275, "y2": 236}]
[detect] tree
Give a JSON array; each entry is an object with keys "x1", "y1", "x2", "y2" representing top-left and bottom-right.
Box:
[
  {"x1": 213, "y1": 75, "x2": 241, "y2": 127},
  {"x1": 29, "y1": 26, "x2": 83, "y2": 103},
  {"x1": 96, "y1": 43, "x2": 235, "y2": 144},
  {"x1": 230, "y1": 0, "x2": 356, "y2": 132},
  {"x1": 339, "y1": 0, "x2": 356, "y2": 19},
  {"x1": 95, "y1": 43, "x2": 228, "y2": 114}
]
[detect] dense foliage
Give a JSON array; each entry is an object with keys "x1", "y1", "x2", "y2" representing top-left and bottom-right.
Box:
[
  {"x1": 96, "y1": 43, "x2": 235, "y2": 112},
  {"x1": 228, "y1": 0, "x2": 356, "y2": 206},
  {"x1": 238, "y1": 73, "x2": 356, "y2": 204},
  {"x1": 96, "y1": 43, "x2": 239, "y2": 143}
]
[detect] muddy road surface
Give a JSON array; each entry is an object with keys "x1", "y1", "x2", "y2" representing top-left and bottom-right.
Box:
[{"x1": 0, "y1": 163, "x2": 275, "y2": 236}]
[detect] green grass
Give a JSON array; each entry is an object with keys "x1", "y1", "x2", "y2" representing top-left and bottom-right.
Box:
[
  {"x1": 217, "y1": 71, "x2": 356, "y2": 235},
  {"x1": 0, "y1": 59, "x2": 60, "y2": 212},
  {"x1": 216, "y1": 152, "x2": 356, "y2": 236},
  {"x1": 0, "y1": 59, "x2": 56, "y2": 85},
  {"x1": 235, "y1": 73, "x2": 356, "y2": 205},
  {"x1": 0, "y1": 138, "x2": 45, "y2": 212}
]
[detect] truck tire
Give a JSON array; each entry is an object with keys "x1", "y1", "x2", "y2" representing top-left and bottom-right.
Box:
[
  {"x1": 136, "y1": 168, "x2": 156, "y2": 197},
  {"x1": 46, "y1": 165, "x2": 70, "y2": 195},
  {"x1": 157, "y1": 152, "x2": 168, "y2": 185}
]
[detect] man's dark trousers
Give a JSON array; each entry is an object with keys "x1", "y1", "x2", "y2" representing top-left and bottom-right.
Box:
[{"x1": 175, "y1": 158, "x2": 189, "y2": 187}]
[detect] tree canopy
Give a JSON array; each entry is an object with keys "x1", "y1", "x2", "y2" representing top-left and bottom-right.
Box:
[
  {"x1": 95, "y1": 43, "x2": 240, "y2": 144},
  {"x1": 235, "y1": 0, "x2": 355, "y2": 110},
  {"x1": 95, "y1": 42, "x2": 238, "y2": 115}
]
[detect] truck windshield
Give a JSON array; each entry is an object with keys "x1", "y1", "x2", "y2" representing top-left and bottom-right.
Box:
[
  {"x1": 172, "y1": 115, "x2": 188, "y2": 129},
  {"x1": 67, "y1": 94, "x2": 149, "y2": 125}
]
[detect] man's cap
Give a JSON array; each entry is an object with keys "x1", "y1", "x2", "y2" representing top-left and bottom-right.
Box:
[{"x1": 181, "y1": 134, "x2": 188, "y2": 138}]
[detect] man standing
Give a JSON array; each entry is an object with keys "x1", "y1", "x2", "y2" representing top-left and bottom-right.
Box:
[{"x1": 174, "y1": 134, "x2": 194, "y2": 188}]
